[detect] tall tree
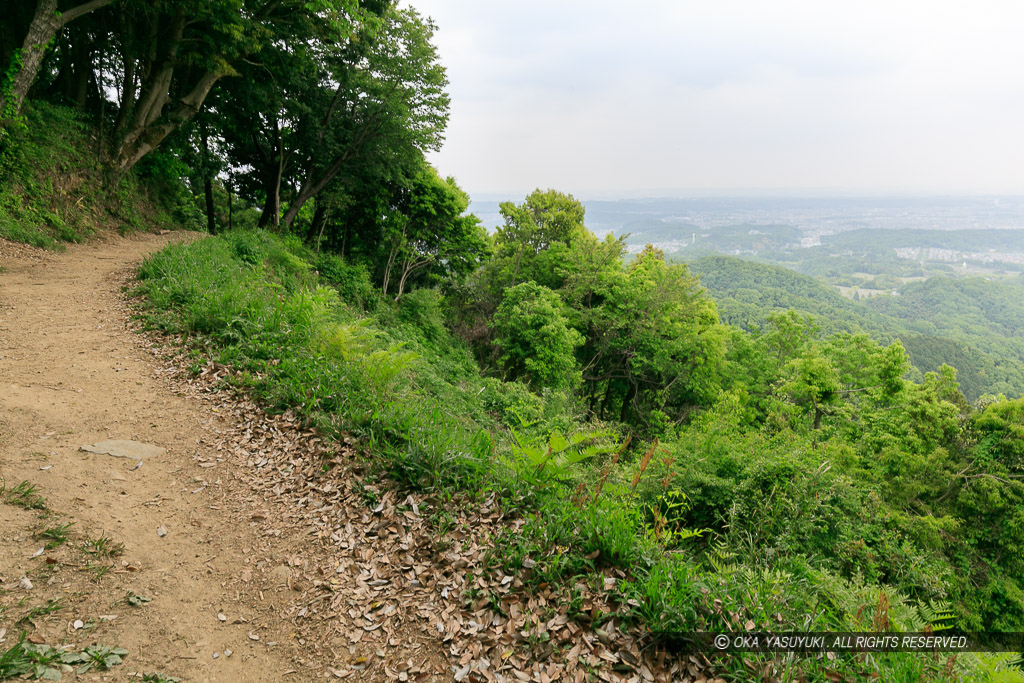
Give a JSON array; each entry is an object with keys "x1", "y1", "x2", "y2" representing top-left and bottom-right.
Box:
[
  {"x1": 495, "y1": 189, "x2": 587, "y2": 286},
  {"x1": 493, "y1": 281, "x2": 584, "y2": 391},
  {"x1": 0, "y1": 0, "x2": 114, "y2": 121},
  {"x1": 276, "y1": 5, "x2": 449, "y2": 229},
  {"x1": 380, "y1": 165, "x2": 489, "y2": 299},
  {"x1": 100, "y1": 0, "x2": 362, "y2": 171}
]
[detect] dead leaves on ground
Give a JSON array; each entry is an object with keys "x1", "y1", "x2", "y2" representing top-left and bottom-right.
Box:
[{"x1": 133, "y1": 322, "x2": 714, "y2": 682}]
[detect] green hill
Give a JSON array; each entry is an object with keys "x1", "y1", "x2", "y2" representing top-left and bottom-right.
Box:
[
  {"x1": 688, "y1": 254, "x2": 899, "y2": 337},
  {"x1": 867, "y1": 277, "x2": 1024, "y2": 399},
  {"x1": 689, "y1": 255, "x2": 1024, "y2": 400}
]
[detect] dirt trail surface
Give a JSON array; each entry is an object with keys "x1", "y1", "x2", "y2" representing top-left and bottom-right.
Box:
[
  {"x1": 0, "y1": 232, "x2": 708, "y2": 683},
  {"x1": 0, "y1": 232, "x2": 451, "y2": 682},
  {"x1": 0, "y1": 233, "x2": 302, "y2": 680}
]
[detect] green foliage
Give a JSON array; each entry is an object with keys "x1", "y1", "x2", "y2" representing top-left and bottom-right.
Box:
[
  {"x1": 691, "y1": 255, "x2": 1024, "y2": 401},
  {"x1": 0, "y1": 103, "x2": 195, "y2": 247},
  {"x1": 0, "y1": 635, "x2": 129, "y2": 681},
  {"x1": 480, "y1": 378, "x2": 545, "y2": 427},
  {"x1": 973, "y1": 398, "x2": 1024, "y2": 471},
  {"x1": 3, "y1": 480, "x2": 46, "y2": 510},
  {"x1": 36, "y1": 521, "x2": 72, "y2": 549},
  {"x1": 136, "y1": 231, "x2": 493, "y2": 493},
  {"x1": 493, "y1": 282, "x2": 583, "y2": 390},
  {"x1": 504, "y1": 426, "x2": 616, "y2": 495},
  {"x1": 81, "y1": 535, "x2": 124, "y2": 558},
  {"x1": 140, "y1": 674, "x2": 181, "y2": 683},
  {"x1": 133, "y1": 218, "x2": 1024, "y2": 682},
  {"x1": 313, "y1": 253, "x2": 376, "y2": 309},
  {"x1": 495, "y1": 188, "x2": 587, "y2": 256},
  {"x1": 125, "y1": 593, "x2": 152, "y2": 607}
]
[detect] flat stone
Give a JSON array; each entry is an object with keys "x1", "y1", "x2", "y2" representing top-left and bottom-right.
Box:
[
  {"x1": 80, "y1": 439, "x2": 165, "y2": 461},
  {"x1": 269, "y1": 565, "x2": 291, "y2": 585}
]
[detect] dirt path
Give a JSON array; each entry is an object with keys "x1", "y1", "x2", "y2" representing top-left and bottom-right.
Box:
[
  {"x1": 0, "y1": 231, "x2": 696, "y2": 683},
  {"x1": 0, "y1": 233, "x2": 323, "y2": 681}
]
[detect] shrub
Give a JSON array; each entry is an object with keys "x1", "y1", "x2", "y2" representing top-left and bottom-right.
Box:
[{"x1": 313, "y1": 252, "x2": 376, "y2": 308}]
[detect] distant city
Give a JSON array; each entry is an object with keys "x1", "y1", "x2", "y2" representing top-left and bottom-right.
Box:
[{"x1": 470, "y1": 195, "x2": 1024, "y2": 267}]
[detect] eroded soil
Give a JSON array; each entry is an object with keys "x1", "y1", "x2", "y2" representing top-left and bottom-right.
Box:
[
  {"x1": 0, "y1": 233, "x2": 362, "y2": 682},
  {"x1": 0, "y1": 232, "x2": 707, "y2": 683}
]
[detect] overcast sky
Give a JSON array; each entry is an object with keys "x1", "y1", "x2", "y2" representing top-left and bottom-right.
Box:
[{"x1": 406, "y1": 0, "x2": 1024, "y2": 198}]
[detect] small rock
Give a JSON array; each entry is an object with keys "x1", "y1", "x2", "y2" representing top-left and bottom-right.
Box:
[
  {"x1": 224, "y1": 649, "x2": 233, "y2": 658},
  {"x1": 212, "y1": 652, "x2": 220, "y2": 659},
  {"x1": 248, "y1": 632, "x2": 260, "y2": 641},
  {"x1": 217, "y1": 613, "x2": 227, "y2": 622},
  {"x1": 268, "y1": 565, "x2": 291, "y2": 585},
  {"x1": 80, "y1": 439, "x2": 165, "y2": 461},
  {"x1": 19, "y1": 577, "x2": 33, "y2": 590},
  {"x1": 156, "y1": 526, "x2": 167, "y2": 538},
  {"x1": 73, "y1": 620, "x2": 84, "y2": 630}
]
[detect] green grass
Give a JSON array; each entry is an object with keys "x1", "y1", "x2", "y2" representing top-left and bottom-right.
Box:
[
  {"x1": 81, "y1": 535, "x2": 124, "y2": 558},
  {"x1": 132, "y1": 230, "x2": 1024, "y2": 682},
  {"x1": 84, "y1": 562, "x2": 113, "y2": 580},
  {"x1": 2, "y1": 480, "x2": 47, "y2": 511},
  {"x1": 15, "y1": 598, "x2": 65, "y2": 625},
  {"x1": 0, "y1": 102, "x2": 202, "y2": 248},
  {"x1": 36, "y1": 521, "x2": 73, "y2": 549}
]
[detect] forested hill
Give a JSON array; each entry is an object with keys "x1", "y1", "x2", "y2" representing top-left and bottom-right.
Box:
[
  {"x1": 688, "y1": 254, "x2": 900, "y2": 336},
  {"x1": 689, "y1": 255, "x2": 1024, "y2": 400},
  {"x1": 868, "y1": 275, "x2": 1024, "y2": 339},
  {"x1": 866, "y1": 276, "x2": 1024, "y2": 400}
]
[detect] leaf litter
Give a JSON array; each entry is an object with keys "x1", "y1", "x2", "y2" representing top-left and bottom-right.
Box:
[{"x1": 131, "y1": 322, "x2": 715, "y2": 682}]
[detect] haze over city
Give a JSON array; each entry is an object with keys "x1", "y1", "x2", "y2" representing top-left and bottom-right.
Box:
[{"x1": 411, "y1": 0, "x2": 1024, "y2": 198}]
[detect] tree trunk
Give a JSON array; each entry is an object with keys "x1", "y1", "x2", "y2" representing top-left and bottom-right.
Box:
[
  {"x1": 258, "y1": 180, "x2": 278, "y2": 228},
  {"x1": 1, "y1": 0, "x2": 114, "y2": 120},
  {"x1": 60, "y1": 25, "x2": 92, "y2": 109},
  {"x1": 813, "y1": 402, "x2": 824, "y2": 430},
  {"x1": 113, "y1": 68, "x2": 224, "y2": 171},
  {"x1": 257, "y1": 122, "x2": 286, "y2": 229},
  {"x1": 306, "y1": 201, "x2": 328, "y2": 242},
  {"x1": 112, "y1": 12, "x2": 152, "y2": 142},
  {"x1": 620, "y1": 382, "x2": 637, "y2": 423},
  {"x1": 382, "y1": 239, "x2": 400, "y2": 298},
  {"x1": 200, "y1": 123, "x2": 216, "y2": 234},
  {"x1": 280, "y1": 113, "x2": 383, "y2": 229},
  {"x1": 204, "y1": 177, "x2": 216, "y2": 233},
  {"x1": 395, "y1": 254, "x2": 430, "y2": 300},
  {"x1": 280, "y1": 189, "x2": 308, "y2": 229},
  {"x1": 600, "y1": 381, "x2": 614, "y2": 420},
  {"x1": 116, "y1": 12, "x2": 186, "y2": 153}
]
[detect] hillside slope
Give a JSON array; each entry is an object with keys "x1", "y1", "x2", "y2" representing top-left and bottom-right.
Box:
[{"x1": 689, "y1": 254, "x2": 1024, "y2": 400}]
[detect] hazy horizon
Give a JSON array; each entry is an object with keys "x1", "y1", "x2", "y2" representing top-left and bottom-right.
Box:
[
  {"x1": 467, "y1": 189, "x2": 1024, "y2": 203},
  {"x1": 410, "y1": 1, "x2": 1024, "y2": 197}
]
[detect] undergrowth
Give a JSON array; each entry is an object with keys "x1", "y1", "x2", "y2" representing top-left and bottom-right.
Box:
[
  {"x1": 0, "y1": 102, "x2": 199, "y2": 248},
  {"x1": 133, "y1": 231, "x2": 1023, "y2": 682}
]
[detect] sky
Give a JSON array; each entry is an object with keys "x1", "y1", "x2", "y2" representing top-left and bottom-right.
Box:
[{"x1": 405, "y1": 0, "x2": 1024, "y2": 199}]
